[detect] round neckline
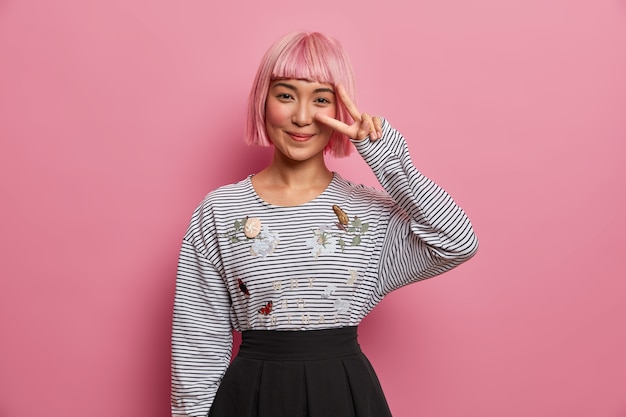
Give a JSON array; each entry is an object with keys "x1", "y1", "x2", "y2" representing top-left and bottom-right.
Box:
[{"x1": 246, "y1": 172, "x2": 339, "y2": 208}]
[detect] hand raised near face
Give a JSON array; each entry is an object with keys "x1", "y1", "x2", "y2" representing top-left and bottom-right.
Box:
[{"x1": 314, "y1": 84, "x2": 383, "y2": 142}]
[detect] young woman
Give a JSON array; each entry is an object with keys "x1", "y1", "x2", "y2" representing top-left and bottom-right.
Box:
[{"x1": 171, "y1": 31, "x2": 478, "y2": 417}]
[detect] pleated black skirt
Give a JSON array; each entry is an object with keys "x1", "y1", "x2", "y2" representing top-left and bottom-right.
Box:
[{"x1": 207, "y1": 326, "x2": 393, "y2": 417}]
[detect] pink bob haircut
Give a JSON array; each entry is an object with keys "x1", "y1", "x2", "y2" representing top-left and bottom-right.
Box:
[{"x1": 246, "y1": 31, "x2": 357, "y2": 158}]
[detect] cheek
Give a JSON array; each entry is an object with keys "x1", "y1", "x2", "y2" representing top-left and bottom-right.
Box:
[
  {"x1": 320, "y1": 105, "x2": 337, "y2": 119},
  {"x1": 265, "y1": 102, "x2": 290, "y2": 128}
]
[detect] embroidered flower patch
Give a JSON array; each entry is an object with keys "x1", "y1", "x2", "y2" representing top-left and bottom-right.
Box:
[{"x1": 305, "y1": 228, "x2": 338, "y2": 258}]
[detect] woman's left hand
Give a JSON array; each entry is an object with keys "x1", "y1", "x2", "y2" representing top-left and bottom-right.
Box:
[{"x1": 315, "y1": 84, "x2": 383, "y2": 142}]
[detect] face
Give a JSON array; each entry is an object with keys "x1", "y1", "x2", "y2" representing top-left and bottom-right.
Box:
[{"x1": 264, "y1": 78, "x2": 337, "y2": 163}]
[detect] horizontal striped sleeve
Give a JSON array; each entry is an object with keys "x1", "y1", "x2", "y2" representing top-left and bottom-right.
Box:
[
  {"x1": 353, "y1": 118, "x2": 479, "y2": 298},
  {"x1": 171, "y1": 237, "x2": 233, "y2": 417}
]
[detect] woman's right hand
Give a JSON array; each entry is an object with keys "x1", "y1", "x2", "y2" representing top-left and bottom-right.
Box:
[{"x1": 315, "y1": 84, "x2": 383, "y2": 142}]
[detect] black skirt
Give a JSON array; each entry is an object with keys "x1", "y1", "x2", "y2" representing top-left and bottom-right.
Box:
[{"x1": 207, "y1": 326, "x2": 393, "y2": 417}]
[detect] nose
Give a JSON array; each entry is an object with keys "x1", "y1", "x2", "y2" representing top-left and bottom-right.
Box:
[{"x1": 292, "y1": 102, "x2": 313, "y2": 127}]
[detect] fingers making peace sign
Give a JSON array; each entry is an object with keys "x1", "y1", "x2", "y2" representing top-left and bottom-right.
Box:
[{"x1": 315, "y1": 84, "x2": 383, "y2": 142}]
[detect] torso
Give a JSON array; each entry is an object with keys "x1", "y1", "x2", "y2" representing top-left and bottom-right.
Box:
[{"x1": 197, "y1": 173, "x2": 393, "y2": 331}]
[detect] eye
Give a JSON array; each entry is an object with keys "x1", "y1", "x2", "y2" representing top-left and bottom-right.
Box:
[
  {"x1": 277, "y1": 93, "x2": 294, "y2": 101},
  {"x1": 315, "y1": 97, "x2": 332, "y2": 105}
]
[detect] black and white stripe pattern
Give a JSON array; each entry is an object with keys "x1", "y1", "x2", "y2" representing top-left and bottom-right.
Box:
[{"x1": 171, "y1": 118, "x2": 478, "y2": 416}]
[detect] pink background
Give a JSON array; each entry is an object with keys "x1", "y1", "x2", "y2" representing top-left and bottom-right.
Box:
[{"x1": 1, "y1": 0, "x2": 625, "y2": 416}]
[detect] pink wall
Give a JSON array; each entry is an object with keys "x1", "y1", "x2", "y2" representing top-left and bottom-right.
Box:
[{"x1": 1, "y1": 0, "x2": 625, "y2": 416}]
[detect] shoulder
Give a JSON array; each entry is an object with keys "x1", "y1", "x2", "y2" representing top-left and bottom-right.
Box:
[
  {"x1": 187, "y1": 177, "x2": 254, "y2": 227},
  {"x1": 204, "y1": 177, "x2": 250, "y2": 202},
  {"x1": 333, "y1": 173, "x2": 393, "y2": 206},
  {"x1": 195, "y1": 176, "x2": 253, "y2": 211}
]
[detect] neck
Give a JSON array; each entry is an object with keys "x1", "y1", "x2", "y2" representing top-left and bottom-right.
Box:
[
  {"x1": 250, "y1": 152, "x2": 334, "y2": 206},
  {"x1": 262, "y1": 150, "x2": 332, "y2": 188}
]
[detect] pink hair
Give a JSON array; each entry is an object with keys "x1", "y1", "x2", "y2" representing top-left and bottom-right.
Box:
[{"x1": 245, "y1": 31, "x2": 357, "y2": 158}]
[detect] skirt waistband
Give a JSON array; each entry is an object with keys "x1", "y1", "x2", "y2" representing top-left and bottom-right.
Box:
[{"x1": 238, "y1": 326, "x2": 361, "y2": 361}]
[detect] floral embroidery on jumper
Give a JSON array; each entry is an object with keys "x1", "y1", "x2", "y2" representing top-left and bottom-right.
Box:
[
  {"x1": 220, "y1": 217, "x2": 248, "y2": 243},
  {"x1": 334, "y1": 298, "x2": 350, "y2": 313},
  {"x1": 220, "y1": 217, "x2": 280, "y2": 257},
  {"x1": 305, "y1": 226, "x2": 338, "y2": 258},
  {"x1": 347, "y1": 269, "x2": 359, "y2": 286},
  {"x1": 304, "y1": 205, "x2": 370, "y2": 258},
  {"x1": 250, "y1": 226, "x2": 280, "y2": 257},
  {"x1": 321, "y1": 284, "x2": 337, "y2": 298},
  {"x1": 338, "y1": 216, "x2": 369, "y2": 249},
  {"x1": 319, "y1": 270, "x2": 358, "y2": 314}
]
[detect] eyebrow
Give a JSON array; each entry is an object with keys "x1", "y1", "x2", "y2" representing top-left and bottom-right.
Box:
[{"x1": 273, "y1": 81, "x2": 335, "y2": 95}]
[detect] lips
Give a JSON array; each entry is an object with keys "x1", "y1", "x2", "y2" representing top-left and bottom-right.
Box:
[{"x1": 288, "y1": 132, "x2": 315, "y2": 142}]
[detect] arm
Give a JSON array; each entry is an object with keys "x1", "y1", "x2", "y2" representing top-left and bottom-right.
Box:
[
  {"x1": 353, "y1": 118, "x2": 478, "y2": 295},
  {"x1": 171, "y1": 237, "x2": 233, "y2": 417},
  {"x1": 315, "y1": 85, "x2": 478, "y2": 296}
]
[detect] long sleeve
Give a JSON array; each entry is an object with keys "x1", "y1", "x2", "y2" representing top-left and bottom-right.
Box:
[
  {"x1": 171, "y1": 237, "x2": 233, "y2": 417},
  {"x1": 352, "y1": 118, "x2": 478, "y2": 298}
]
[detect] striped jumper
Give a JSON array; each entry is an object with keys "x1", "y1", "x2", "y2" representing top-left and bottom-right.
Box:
[{"x1": 171, "y1": 118, "x2": 479, "y2": 416}]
